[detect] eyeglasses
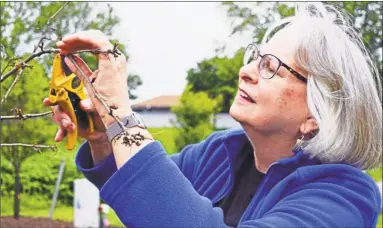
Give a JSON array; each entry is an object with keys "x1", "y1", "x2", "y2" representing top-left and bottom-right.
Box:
[{"x1": 243, "y1": 44, "x2": 307, "y2": 84}]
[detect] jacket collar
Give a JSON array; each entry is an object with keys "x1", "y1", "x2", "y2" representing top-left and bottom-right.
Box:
[{"x1": 220, "y1": 128, "x2": 320, "y2": 174}]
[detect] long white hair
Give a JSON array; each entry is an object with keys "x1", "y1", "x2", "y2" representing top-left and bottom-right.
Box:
[{"x1": 263, "y1": 3, "x2": 382, "y2": 170}]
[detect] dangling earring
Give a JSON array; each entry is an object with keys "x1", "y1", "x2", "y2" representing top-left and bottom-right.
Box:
[{"x1": 297, "y1": 134, "x2": 305, "y2": 151}]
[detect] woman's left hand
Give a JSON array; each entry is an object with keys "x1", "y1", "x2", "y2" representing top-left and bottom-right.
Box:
[{"x1": 56, "y1": 30, "x2": 132, "y2": 127}]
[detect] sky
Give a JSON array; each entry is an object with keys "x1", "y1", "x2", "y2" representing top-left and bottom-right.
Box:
[{"x1": 106, "y1": 2, "x2": 253, "y2": 104}]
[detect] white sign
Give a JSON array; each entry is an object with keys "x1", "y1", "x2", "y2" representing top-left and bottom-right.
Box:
[{"x1": 73, "y1": 178, "x2": 100, "y2": 228}]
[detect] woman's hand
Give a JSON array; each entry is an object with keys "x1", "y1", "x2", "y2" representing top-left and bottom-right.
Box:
[
  {"x1": 57, "y1": 30, "x2": 132, "y2": 127},
  {"x1": 43, "y1": 97, "x2": 112, "y2": 165}
]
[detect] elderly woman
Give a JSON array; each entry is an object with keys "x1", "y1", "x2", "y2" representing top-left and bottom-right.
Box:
[{"x1": 45, "y1": 2, "x2": 382, "y2": 227}]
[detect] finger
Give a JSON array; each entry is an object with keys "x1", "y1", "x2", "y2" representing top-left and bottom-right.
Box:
[
  {"x1": 79, "y1": 98, "x2": 96, "y2": 112},
  {"x1": 61, "y1": 118, "x2": 71, "y2": 129},
  {"x1": 43, "y1": 97, "x2": 51, "y2": 106},
  {"x1": 57, "y1": 30, "x2": 113, "y2": 54},
  {"x1": 64, "y1": 55, "x2": 93, "y2": 81},
  {"x1": 55, "y1": 128, "x2": 66, "y2": 142}
]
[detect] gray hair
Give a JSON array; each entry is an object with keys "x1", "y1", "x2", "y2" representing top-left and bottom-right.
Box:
[{"x1": 262, "y1": 3, "x2": 382, "y2": 170}]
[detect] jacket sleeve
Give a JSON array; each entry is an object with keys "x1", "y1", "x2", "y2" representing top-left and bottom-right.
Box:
[
  {"x1": 75, "y1": 141, "x2": 118, "y2": 190},
  {"x1": 76, "y1": 130, "x2": 223, "y2": 190},
  {"x1": 99, "y1": 141, "x2": 227, "y2": 227}
]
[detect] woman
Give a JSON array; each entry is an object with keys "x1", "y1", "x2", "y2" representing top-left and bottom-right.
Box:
[{"x1": 44, "y1": 3, "x2": 382, "y2": 227}]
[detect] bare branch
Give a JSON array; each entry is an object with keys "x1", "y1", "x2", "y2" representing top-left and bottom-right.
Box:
[
  {"x1": 1, "y1": 58, "x2": 19, "y2": 75},
  {"x1": 0, "y1": 49, "x2": 59, "y2": 82},
  {"x1": 1, "y1": 68, "x2": 24, "y2": 104},
  {"x1": 0, "y1": 110, "x2": 53, "y2": 121},
  {"x1": 67, "y1": 54, "x2": 127, "y2": 131},
  {"x1": 1, "y1": 2, "x2": 69, "y2": 82},
  {"x1": 0, "y1": 143, "x2": 57, "y2": 152},
  {"x1": 33, "y1": 2, "x2": 70, "y2": 53},
  {"x1": 74, "y1": 44, "x2": 121, "y2": 58}
]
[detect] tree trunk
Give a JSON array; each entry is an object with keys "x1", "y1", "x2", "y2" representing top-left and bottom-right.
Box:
[{"x1": 13, "y1": 148, "x2": 21, "y2": 219}]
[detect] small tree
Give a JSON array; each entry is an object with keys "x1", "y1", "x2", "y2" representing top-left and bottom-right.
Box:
[
  {"x1": 0, "y1": 2, "x2": 141, "y2": 218},
  {"x1": 172, "y1": 86, "x2": 222, "y2": 151}
]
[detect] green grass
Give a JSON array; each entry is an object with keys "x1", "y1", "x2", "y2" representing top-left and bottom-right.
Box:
[
  {"x1": 54, "y1": 127, "x2": 179, "y2": 155},
  {"x1": 378, "y1": 214, "x2": 382, "y2": 228},
  {"x1": 148, "y1": 127, "x2": 179, "y2": 154},
  {"x1": 1, "y1": 194, "x2": 124, "y2": 227},
  {"x1": 367, "y1": 167, "x2": 383, "y2": 182}
]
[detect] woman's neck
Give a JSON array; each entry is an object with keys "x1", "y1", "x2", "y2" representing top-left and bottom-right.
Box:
[{"x1": 243, "y1": 126, "x2": 297, "y2": 173}]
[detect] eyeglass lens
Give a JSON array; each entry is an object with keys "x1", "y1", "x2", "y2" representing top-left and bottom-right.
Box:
[{"x1": 244, "y1": 44, "x2": 280, "y2": 79}]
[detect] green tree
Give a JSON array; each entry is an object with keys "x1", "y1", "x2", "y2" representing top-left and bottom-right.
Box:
[
  {"x1": 186, "y1": 48, "x2": 244, "y2": 112},
  {"x1": 0, "y1": 2, "x2": 138, "y2": 218},
  {"x1": 1, "y1": 1, "x2": 142, "y2": 98},
  {"x1": 222, "y1": 2, "x2": 382, "y2": 75},
  {"x1": 172, "y1": 86, "x2": 223, "y2": 151},
  {"x1": 1, "y1": 58, "x2": 57, "y2": 218}
]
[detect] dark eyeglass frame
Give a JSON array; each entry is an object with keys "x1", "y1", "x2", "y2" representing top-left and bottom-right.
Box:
[{"x1": 244, "y1": 43, "x2": 307, "y2": 84}]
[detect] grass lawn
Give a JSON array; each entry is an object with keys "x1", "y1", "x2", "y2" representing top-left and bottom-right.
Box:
[
  {"x1": 367, "y1": 167, "x2": 383, "y2": 182},
  {"x1": 148, "y1": 127, "x2": 179, "y2": 154},
  {"x1": 1, "y1": 195, "x2": 124, "y2": 227}
]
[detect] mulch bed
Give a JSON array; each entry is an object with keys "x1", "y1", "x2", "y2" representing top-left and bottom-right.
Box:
[
  {"x1": 1, "y1": 216, "x2": 123, "y2": 228},
  {"x1": 1, "y1": 216, "x2": 73, "y2": 228}
]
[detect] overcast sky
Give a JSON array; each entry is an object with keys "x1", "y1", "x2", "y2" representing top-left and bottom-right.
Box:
[{"x1": 107, "y1": 2, "x2": 253, "y2": 104}]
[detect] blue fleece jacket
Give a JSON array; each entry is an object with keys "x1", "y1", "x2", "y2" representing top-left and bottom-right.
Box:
[{"x1": 76, "y1": 128, "x2": 381, "y2": 227}]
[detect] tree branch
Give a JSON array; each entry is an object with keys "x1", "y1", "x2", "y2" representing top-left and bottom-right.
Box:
[
  {"x1": 0, "y1": 110, "x2": 53, "y2": 121},
  {"x1": 0, "y1": 58, "x2": 18, "y2": 75},
  {"x1": 67, "y1": 53, "x2": 127, "y2": 131},
  {"x1": 0, "y1": 49, "x2": 59, "y2": 82},
  {"x1": 33, "y1": 2, "x2": 70, "y2": 53},
  {"x1": 0, "y1": 143, "x2": 57, "y2": 152},
  {"x1": 1, "y1": 2, "x2": 69, "y2": 83},
  {"x1": 1, "y1": 68, "x2": 24, "y2": 104}
]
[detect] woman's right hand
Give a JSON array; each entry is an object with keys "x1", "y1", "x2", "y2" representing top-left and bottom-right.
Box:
[
  {"x1": 43, "y1": 96, "x2": 113, "y2": 165},
  {"x1": 43, "y1": 97, "x2": 106, "y2": 142}
]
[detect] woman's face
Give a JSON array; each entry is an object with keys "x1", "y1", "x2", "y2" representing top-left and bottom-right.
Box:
[{"x1": 230, "y1": 26, "x2": 310, "y2": 137}]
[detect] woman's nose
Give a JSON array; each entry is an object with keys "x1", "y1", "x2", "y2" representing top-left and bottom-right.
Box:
[{"x1": 239, "y1": 61, "x2": 260, "y2": 84}]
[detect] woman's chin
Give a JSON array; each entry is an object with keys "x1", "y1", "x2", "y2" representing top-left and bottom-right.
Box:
[{"x1": 229, "y1": 103, "x2": 247, "y2": 123}]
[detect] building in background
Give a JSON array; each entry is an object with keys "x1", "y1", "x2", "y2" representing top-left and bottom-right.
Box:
[{"x1": 132, "y1": 95, "x2": 240, "y2": 129}]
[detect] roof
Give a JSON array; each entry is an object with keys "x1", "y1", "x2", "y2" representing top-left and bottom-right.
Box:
[{"x1": 132, "y1": 95, "x2": 180, "y2": 110}]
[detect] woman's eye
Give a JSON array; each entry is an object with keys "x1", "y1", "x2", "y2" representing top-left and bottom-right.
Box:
[{"x1": 264, "y1": 58, "x2": 275, "y2": 73}]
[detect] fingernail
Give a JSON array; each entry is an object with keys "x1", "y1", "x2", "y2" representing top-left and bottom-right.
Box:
[
  {"x1": 61, "y1": 119, "x2": 70, "y2": 127},
  {"x1": 55, "y1": 131, "x2": 61, "y2": 142}
]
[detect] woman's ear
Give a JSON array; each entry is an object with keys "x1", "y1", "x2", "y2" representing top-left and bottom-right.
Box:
[{"x1": 300, "y1": 117, "x2": 319, "y2": 140}]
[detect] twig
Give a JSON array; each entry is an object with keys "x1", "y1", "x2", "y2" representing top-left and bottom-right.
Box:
[
  {"x1": 0, "y1": 49, "x2": 59, "y2": 82},
  {"x1": 0, "y1": 2, "x2": 69, "y2": 82},
  {"x1": 74, "y1": 44, "x2": 121, "y2": 58},
  {"x1": 0, "y1": 143, "x2": 57, "y2": 152},
  {"x1": 0, "y1": 110, "x2": 53, "y2": 121},
  {"x1": 67, "y1": 54, "x2": 127, "y2": 131},
  {"x1": 1, "y1": 68, "x2": 24, "y2": 104},
  {"x1": 33, "y1": 2, "x2": 70, "y2": 53},
  {"x1": 0, "y1": 58, "x2": 18, "y2": 75}
]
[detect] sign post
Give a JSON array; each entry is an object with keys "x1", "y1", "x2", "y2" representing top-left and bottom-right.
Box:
[{"x1": 49, "y1": 158, "x2": 66, "y2": 219}]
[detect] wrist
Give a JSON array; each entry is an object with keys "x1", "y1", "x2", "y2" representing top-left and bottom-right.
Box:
[
  {"x1": 102, "y1": 106, "x2": 133, "y2": 128},
  {"x1": 87, "y1": 133, "x2": 113, "y2": 166}
]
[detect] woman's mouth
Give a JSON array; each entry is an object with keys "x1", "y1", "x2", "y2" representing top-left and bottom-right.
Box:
[{"x1": 238, "y1": 88, "x2": 256, "y2": 103}]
